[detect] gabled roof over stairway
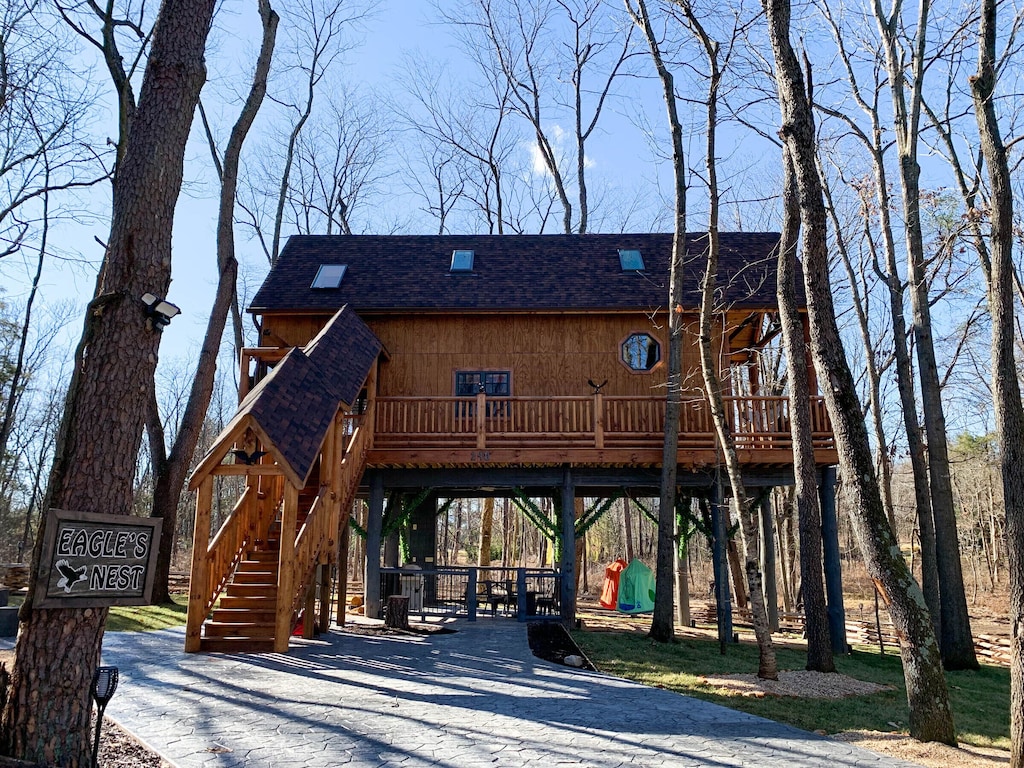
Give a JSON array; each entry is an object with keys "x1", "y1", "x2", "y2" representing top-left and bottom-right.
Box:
[{"x1": 189, "y1": 305, "x2": 383, "y2": 490}]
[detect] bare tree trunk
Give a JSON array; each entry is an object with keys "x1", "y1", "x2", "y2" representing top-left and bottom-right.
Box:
[
  {"x1": 624, "y1": 0, "x2": 685, "y2": 644},
  {"x1": 969, "y1": 7, "x2": 1024, "y2": 760},
  {"x1": 0, "y1": 1, "x2": 216, "y2": 762},
  {"x1": 0, "y1": 181, "x2": 49, "y2": 466},
  {"x1": 147, "y1": 1, "x2": 278, "y2": 604},
  {"x1": 762, "y1": 0, "x2": 955, "y2": 742},
  {"x1": 817, "y1": 4, "x2": 939, "y2": 629},
  {"x1": 874, "y1": 0, "x2": 976, "y2": 669},
  {"x1": 724, "y1": 506, "x2": 748, "y2": 609},
  {"x1": 820, "y1": 192, "x2": 896, "y2": 534},
  {"x1": 777, "y1": 148, "x2": 833, "y2": 671}
]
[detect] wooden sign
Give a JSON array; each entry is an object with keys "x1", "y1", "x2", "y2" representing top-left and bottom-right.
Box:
[{"x1": 34, "y1": 509, "x2": 162, "y2": 608}]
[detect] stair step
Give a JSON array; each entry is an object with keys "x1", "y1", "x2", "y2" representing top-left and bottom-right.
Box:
[
  {"x1": 199, "y1": 637, "x2": 276, "y2": 654},
  {"x1": 204, "y1": 622, "x2": 276, "y2": 639},
  {"x1": 225, "y1": 584, "x2": 277, "y2": 598},
  {"x1": 212, "y1": 608, "x2": 277, "y2": 623},
  {"x1": 233, "y1": 570, "x2": 277, "y2": 584},
  {"x1": 245, "y1": 549, "x2": 280, "y2": 562},
  {"x1": 219, "y1": 595, "x2": 278, "y2": 610}
]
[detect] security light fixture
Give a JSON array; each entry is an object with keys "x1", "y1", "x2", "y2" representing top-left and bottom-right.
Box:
[
  {"x1": 91, "y1": 666, "x2": 119, "y2": 767},
  {"x1": 141, "y1": 293, "x2": 181, "y2": 329}
]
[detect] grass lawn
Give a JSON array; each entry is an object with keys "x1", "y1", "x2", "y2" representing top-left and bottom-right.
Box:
[
  {"x1": 573, "y1": 628, "x2": 1010, "y2": 751},
  {"x1": 105, "y1": 595, "x2": 189, "y2": 632},
  {"x1": 6, "y1": 593, "x2": 188, "y2": 633}
]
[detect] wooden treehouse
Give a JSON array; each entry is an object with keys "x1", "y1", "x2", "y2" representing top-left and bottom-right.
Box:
[{"x1": 185, "y1": 233, "x2": 840, "y2": 653}]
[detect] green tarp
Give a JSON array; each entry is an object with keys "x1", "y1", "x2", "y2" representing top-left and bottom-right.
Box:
[{"x1": 617, "y1": 559, "x2": 655, "y2": 613}]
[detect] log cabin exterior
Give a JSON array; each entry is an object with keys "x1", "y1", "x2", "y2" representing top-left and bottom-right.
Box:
[{"x1": 185, "y1": 233, "x2": 840, "y2": 653}]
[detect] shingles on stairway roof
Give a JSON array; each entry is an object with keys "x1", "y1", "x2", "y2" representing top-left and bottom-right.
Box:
[
  {"x1": 197, "y1": 307, "x2": 383, "y2": 488},
  {"x1": 303, "y1": 305, "x2": 383, "y2": 408},
  {"x1": 243, "y1": 349, "x2": 339, "y2": 487},
  {"x1": 249, "y1": 233, "x2": 786, "y2": 314}
]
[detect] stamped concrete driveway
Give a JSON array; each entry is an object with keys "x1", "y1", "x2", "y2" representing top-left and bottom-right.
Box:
[{"x1": 100, "y1": 621, "x2": 922, "y2": 768}]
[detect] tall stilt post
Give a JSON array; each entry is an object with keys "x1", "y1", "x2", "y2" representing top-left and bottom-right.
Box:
[
  {"x1": 760, "y1": 492, "x2": 779, "y2": 632},
  {"x1": 337, "y1": 508, "x2": 351, "y2": 626},
  {"x1": 819, "y1": 466, "x2": 847, "y2": 654},
  {"x1": 709, "y1": 483, "x2": 733, "y2": 648},
  {"x1": 365, "y1": 472, "x2": 385, "y2": 619},
  {"x1": 560, "y1": 468, "x2": 576, "y2": 625}
]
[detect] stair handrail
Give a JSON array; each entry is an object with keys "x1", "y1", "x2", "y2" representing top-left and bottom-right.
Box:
[
  {"x1": 286, "y1": 418, "x2": 371, "y2": 623},
  {"x1": 200, "y1": 478, "x2": 284, "y2": 613}
]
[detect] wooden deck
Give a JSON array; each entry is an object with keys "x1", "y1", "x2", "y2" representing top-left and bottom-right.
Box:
[{"x1": 369, "y1": 393, "x2": 837, "y2": 469}]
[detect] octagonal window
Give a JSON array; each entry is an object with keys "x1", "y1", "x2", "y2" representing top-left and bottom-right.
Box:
[{"x1": 621, "y1": 333, "x2": 661, "y2": 372}]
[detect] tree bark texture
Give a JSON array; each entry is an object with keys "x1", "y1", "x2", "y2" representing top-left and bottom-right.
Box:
[
  {"x1": 148, "y1": 0, "x2": 278, "y2": 605},
  {"x1": 777, "y1": 147, "x2": 833, "y2": 672},
  {"x1": 969, "y1": 4, "x2": 1024, "y2": 760},
  {"x1": 762, "y1": 0, "x2": 955, "y2": 743},
  {"x1": 0, "y1": 1, "x2": 216, "y2": 764}
]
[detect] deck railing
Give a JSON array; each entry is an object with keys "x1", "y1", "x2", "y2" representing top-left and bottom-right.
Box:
[
  {"x1": 374, "y1": 393, "x2": 833, "y2": 452},
  {"x1": 378, "y1": 566, "x2": 561, "y2": 622}
]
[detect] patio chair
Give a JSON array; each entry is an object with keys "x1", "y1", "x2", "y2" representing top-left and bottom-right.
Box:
[{"x1": 486, "y1": 579, "x2": 516, "y2": 616}]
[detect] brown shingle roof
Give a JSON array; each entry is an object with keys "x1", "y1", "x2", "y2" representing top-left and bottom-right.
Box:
[{"x1": 249, "y1": 233, "x2": 787, "y2": 314}]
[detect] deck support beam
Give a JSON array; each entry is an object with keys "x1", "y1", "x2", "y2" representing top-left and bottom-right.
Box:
[
  {"x1": 337, "y1": 511, "x2": 351, "y2": 626},
  {"x1": 559, "y1": 468, "x2": 576, "y2": 625},
  {"x1": 365, "y1": 472, "x2": 385, "y2": 619},
  {"x1": 185, "y1": 476, "x2": 213, "y2": 653},
  {"x1": 710, "y1": 482, "x2": 733, "y2": 647},
  {"x1": 275, "y1": 483, "x2": 299, "y2": 652},
  {"x1": 819, "y1": 466, "x2": 848, "y2": 654},
  {"x1": 759, "y1": 492, "x2": 779, "y2": 632}
]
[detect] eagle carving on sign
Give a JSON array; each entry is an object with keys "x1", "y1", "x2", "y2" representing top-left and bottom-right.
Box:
[{"x1": 55, "y1": 559, "x2": 87, "y2": 593}]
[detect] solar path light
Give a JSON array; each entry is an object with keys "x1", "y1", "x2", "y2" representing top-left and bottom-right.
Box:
[{"x1": 91, "y1": 666, "x2": 118, "y2": 768}]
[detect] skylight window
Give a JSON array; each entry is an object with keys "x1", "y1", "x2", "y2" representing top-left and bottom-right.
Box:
[
  {"x1": 450, "y1": 249, "x2": 475, "y2": 272},
  {"x1": 618, "y1": 249, "x2": 645, "y2": 271},
  {"x1": 311, "y1": 264, "x2": 347, "y2": 289}
]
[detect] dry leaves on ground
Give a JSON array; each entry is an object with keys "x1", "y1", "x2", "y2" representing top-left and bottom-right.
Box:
[{"x1": 700, "y1": 670, "x2": 1010, "y2": 768}]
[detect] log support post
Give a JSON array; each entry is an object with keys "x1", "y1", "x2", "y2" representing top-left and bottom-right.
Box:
[
  {"x1": 819, "y1": 466, "x2": 848, "y2": 654},
  {"x1": 365, "y1": 472, "x2": 385, "y2": 619},
  {"x1": 760, "y1": 491, "x2": 779, "y2": 632},
  {"x1": 337, "y1": 509, "x2": 351, "y2": 626},
  {"x1": 185, "y1": 477, "x2": 213, "y2": 653},
  {"x1": 710, "y1": 483, "x2": 734, "y2": 647},
  {"x1": 317, "y1": 563, "x2": 331, "y2": 633},
  {"x1": 274, "y1": 482, "x2": 299, "y2": 653},
  {"x1": 559, "y1": 468, "x2": 576, "y2": 625}
]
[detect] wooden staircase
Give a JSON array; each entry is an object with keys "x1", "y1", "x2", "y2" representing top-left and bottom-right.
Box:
[
  {"x1": 199, "y1": 488, "x2": 321, "y2": 653},
  {"x1": 187, "y1": 400, "x2": 374, "y2": 655},
  {"x1": 200, "y1": 548, "x2": 279, "y2": 652}
]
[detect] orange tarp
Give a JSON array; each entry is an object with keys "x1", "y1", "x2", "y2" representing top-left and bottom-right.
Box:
[{"x1": 599, "y1": 559, "x2": 628, "y2": 609}]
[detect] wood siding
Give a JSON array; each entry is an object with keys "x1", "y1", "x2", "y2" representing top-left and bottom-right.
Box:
[{"x1": 260, "y1": 311, "x2": 769, "y2": 400}]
